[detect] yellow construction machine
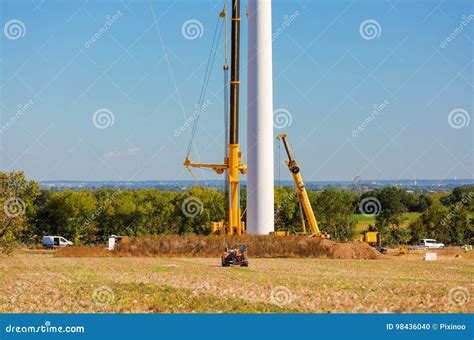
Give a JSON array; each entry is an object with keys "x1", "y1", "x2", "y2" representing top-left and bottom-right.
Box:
[
  {"x1": 353, "y1": 231, "x2": 387, "y2": 254},
  {"x1": 353, "y1": 231, "x2": 379, "y2": 245},
  {"x1": 275, "y1": 133, "x2": 329, "y2": 238},
  {"x1": 183, "y1": 0, "x2": 246, "y2": 236}
]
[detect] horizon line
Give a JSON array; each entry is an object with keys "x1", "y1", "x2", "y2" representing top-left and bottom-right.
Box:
[{"x1": 39, "y1": 178, "x2": 474, "y2": 183}]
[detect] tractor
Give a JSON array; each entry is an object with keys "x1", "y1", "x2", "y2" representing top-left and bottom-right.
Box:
[{"x1": 221, "y1": 244, "x2": 249, "y2": 267}]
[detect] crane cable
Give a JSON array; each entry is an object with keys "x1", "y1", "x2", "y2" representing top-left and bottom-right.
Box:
[
  {"x1": 185, "y1": 16, "x2": 224, "y2": 159},
  {"x1": 178, "y1": 5, "x2": 226, "y2": 225}
]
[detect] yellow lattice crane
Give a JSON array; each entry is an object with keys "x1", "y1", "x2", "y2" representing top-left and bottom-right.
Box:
[{"x1": 184, "y1": 0, "x2": 246, "y2": 236}]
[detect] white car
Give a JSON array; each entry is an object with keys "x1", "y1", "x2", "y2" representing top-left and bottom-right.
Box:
[
  {"x1": 43, "y1": 236, "x2": 73, "y2": 249},
  {"x1": 419, "y1": 239, "x2": 445, "y2": 249}
]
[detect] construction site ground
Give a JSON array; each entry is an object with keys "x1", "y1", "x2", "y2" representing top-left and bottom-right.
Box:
[{"x1": 1, "y1": 248, "x2": 472, "y2": 313}]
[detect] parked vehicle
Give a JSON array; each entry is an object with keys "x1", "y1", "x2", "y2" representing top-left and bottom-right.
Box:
[
  {"x1": 419, "y1": 239, "x2": 444, "y2": 249},
  {"x1": 221, "y1": 244, "x2": 249, "y2": 267},
  {"x1": 43, "y1": 236, "x2": 73, "y2": 249},
  {"x1": 108, "y1": 235, "x2": 129, "y2": 251},
  {"x1": 354, "y1": 231, "x2": 387, "y2": 254}
]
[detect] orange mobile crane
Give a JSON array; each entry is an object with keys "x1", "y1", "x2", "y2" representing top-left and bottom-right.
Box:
[
  {"x1": 276, "y1": 133, "x2": 329, "y2": 238},
  {"x1": 183, "y1": 0, "x2": 246, "y2": 236}
]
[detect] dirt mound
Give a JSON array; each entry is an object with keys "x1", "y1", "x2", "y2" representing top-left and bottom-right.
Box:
[
  {"x1": 113, "y1": 235, "x2": 382, "y2": 260},
  {"x1": 330, "y1": 240, "x2": 382, "y2": 259}
]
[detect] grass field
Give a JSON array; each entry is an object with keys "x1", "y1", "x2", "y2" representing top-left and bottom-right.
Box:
[
  {"x1": 0, "y1": 249, "x2": 472, "y2": 313},
  {"x1": 353, "y1": 213, "x2": 420, "y2": 232}
]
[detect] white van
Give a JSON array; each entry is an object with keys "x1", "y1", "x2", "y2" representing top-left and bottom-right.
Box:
[
  {"x1": 43, "y1": 236, "x2": 73, "y2": 249},
  {"x1": 419, "y1": 239, "x2": 445, "y2": 249}
]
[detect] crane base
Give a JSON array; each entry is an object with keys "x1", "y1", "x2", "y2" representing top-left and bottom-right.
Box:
[{"x1": 211, "y1": 221, "x2": 246, "y2": 236}]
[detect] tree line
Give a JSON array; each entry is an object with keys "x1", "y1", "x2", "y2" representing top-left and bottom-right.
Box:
[{"x1": 0, "y1": 171, "x2": 472, "y2": 253}]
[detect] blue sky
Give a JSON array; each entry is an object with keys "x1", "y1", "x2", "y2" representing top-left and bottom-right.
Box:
[{"x1": 0, "y1": 0, "x2": 472, "y2": 182}]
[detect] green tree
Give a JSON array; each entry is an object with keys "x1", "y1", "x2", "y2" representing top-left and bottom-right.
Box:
[
  {"x1": 374, "y1": 187, "x2": 406, "y2": 245},
  {"x1": 274, "y1": 186, "x2": 300, "y2": 233},
  {"x1": 312, "y1": 188, "x2": 357, "y2": 241},
  {"x1": 37, "y1": 190, "x2": 97, "y2": 244},
  {"x1": 409, "y1": 202, "x2": 454, "y2": 244},
  {"x1": 171, "y1": 187, "x2": 224, "y2": 235},
  {"x1": 0, "y1": 171, "x2": 40, "y2": 253},
  {"x1": 441, "y1": 185, "x2": 474, "y2": 211},
  {"x1": 400, "y1": 191, "x2": 419, "y2": 212},
  {"x1": 375, "y1": 187, "x2": 406, "y2": 227},
  {"x1": 442, "y1": 205, "x2": 473, "y2": 245},
  {"x1": 416, "y1": 194, "x2": 433, "y2": 212}
]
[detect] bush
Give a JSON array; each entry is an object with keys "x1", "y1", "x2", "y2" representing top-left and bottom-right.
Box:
[{"x1": 409, "y1": 202, "x2": 473, "y2": 245}]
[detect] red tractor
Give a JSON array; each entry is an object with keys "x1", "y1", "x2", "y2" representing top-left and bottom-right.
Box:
[{"x1": 221, "y1": 244, "x2": 249, "y2": 267}]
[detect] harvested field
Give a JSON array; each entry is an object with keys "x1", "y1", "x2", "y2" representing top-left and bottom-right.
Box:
[
  {"x1": 353, "y1": 212, "x2": 420, "y2": 232},
  {"x1": 54, "y1": 246, "x2": 112, "y2": 258},
  {"x1": 104, "y1": 235, "x2": 381, "y2": 259},
  {"x1": 0, "y1": 251, "x2": 472, "y2": 313}
]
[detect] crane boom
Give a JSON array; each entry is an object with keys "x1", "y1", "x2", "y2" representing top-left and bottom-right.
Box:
[
  {"x1": 183, "y1": 0, "x2": 246, "y2": 236},
  {"x1": 276, "y1": 133, "x2": 328, "y2": 238}
]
